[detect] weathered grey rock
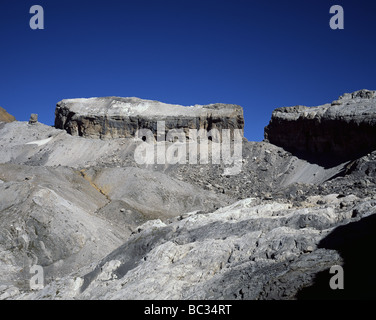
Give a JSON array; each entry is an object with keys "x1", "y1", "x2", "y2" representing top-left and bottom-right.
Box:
[
  {"x1": 28, "y1": 114, "x2": 38, "y2": 125},
  {"x1": 0, "y1": 163, "x2": 127, "y2": 290},
  {"x1": 264, "y1": 89, "x2": 376, "y2": 163},
  {"x1": 0, "y1": 120, "x2": 352, "y2": 205},
  {"x1": 16, "y1": 194, "x2": 376, "y2": 300},
  {"x1": 54, "y1": 97, "x2": 244, "y2": 139},
  {"x1": 81, "y1": 167, "x2": 229, "y2": 219},
  {"x1": 1, "y1": 92, "x2": 376, "y2": 300}
]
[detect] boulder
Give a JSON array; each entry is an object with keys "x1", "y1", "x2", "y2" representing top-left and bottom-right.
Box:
[{"x1": 28, "y1": 114, "x2": 38, "y2": 125}]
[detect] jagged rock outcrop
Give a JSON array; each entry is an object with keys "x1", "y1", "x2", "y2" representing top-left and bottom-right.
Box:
[
  {"x1": 54, "y1": 97, "x2": 244, "y2": 139},
  {"x1": 0, "y1": 107, "x2": 15, "y2": 123},
  {"x1": 264, "y1": 89, "x2": 376, "y2": 164}
]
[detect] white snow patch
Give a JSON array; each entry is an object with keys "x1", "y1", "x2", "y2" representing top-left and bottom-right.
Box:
[{"x1": 26, "y1": 137, "x2": 53, "y2": 146}]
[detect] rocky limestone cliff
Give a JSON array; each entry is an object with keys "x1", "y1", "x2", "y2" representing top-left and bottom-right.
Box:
[
  {"x1": 0, "y1": 107, "x2": 16, "y2": 123},
  {"x1": 54, "y1": 97, "x2": 244, "y2": 140},
  {"x1": 1, "y1": 91, "x2": 376, "y2": 300},
  {"x1": 264, "y1": 89, "x2": 376, "y2": 164}
]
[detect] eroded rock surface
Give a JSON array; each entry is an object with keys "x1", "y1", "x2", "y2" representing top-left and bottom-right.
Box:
[
  {"x1": 264, "y1": 89, "x2": 376, "y2": 164},
  {"x1": 16, "y1": 193, "x2": 376, "y2": 300},
  {"x1": 0, "y1": 90, "x2": 376, "y2": 300},
  {"x1": 54, "y1": 97, "x2": 244, "y2": 139}
]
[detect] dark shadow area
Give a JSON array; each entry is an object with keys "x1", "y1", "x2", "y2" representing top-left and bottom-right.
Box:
[
  {"x1": 265, "y1": 118, "x2": 376, "y2": 168},
  {"x1": 297, "y1": 213, "x2": 376, "y2": 299},
  {"x1": 277, "y1": 147, "x2": 365, "y2": 169}
]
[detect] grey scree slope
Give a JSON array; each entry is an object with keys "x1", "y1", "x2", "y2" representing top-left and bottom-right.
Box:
[{"x1": 0, "y1": 89, "x2": 376, "y2": 299}]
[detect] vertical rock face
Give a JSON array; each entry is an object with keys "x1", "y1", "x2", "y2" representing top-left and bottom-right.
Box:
[
  {"x1": 54, "y1": 97, "x2": 244, "y2": 139},
  {"x1": 264, "y1": 89, "x2": 376, "y2": 163},
  {"x1": 0, "y1": 107, "x2": 16, "y2": 123}
]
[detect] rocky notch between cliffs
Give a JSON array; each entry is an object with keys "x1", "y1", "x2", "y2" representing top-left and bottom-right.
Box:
[{"x1": 0, "y1": 90, "x2": 375, "y2": 300}]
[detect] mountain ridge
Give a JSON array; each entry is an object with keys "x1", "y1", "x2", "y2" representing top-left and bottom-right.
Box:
[{"x1": 0, "y1": 90, "x2": 375, "y2": 299}]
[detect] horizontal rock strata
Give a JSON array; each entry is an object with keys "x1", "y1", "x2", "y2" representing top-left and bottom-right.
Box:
[
  {"x1": 54, "y1": 97, "x2": 244, "y2": 140},
  {"x1": 264, "y1": 89, "x2": 376, "y2": 163}
]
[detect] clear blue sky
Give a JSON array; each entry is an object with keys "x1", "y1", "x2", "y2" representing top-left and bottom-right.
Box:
[{"x1": 1, "y1": 0, "x2": 375, "y2": 141}]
